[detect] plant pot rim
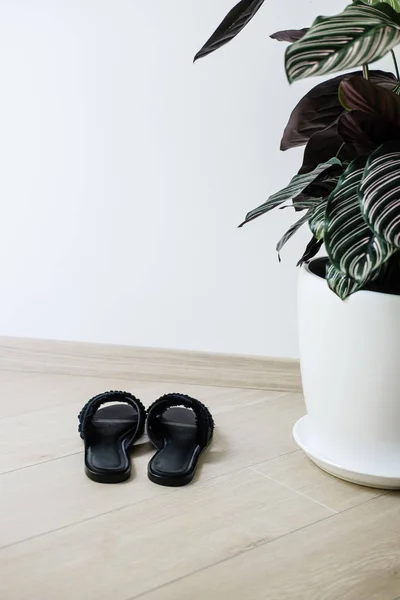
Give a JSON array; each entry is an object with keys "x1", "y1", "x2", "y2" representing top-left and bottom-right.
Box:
[{"x1": 302, "y1": 257, "x2": 400, "y2": 301}]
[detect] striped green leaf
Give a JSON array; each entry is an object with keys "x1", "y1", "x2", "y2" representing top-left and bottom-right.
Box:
[
  {"x1": 297, "y1": 237, "x2": 323, "y2": 266},
  {"x1": 276, "y1": 210, "x2": 312, "y2": 259},
  {"x1": 364, "y1": 0, "x2": 400, "y2": 13},
  {"x1": 279, "y1": 199, "x2": 321, "y2": 210},
  {"x1": 326, "y1": 259, "x2": 388, "y2": 298},
  {"x1": 325, "y1": 157, "x2": 393, "y2": 282},
  {"x1": 359, "y1": 142, "x2": 400, "y2": 247},
  {"x1": 326, "y1": 262, "x2": 364, "y2": 299},
  {"x1": 309, "y1": 199, "x2": 328, "y2": 240},
  {"x1": 239, "y1": 158, "x2": 341, "y2": 227},
  {"x1": 285, "y1": 1, "x2": 400, "y2": 84}
]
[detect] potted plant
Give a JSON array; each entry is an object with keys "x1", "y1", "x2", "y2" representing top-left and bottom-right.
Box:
[{"x1": 195, "y1": 0, "x2": 400, "y2": 488}]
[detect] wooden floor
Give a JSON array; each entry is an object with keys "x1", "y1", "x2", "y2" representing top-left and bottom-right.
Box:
[{"x1": 1, "y1": 367, "x2": 400, "y2": 599}]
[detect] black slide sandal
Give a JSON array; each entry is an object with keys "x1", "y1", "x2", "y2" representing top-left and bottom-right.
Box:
[
  {"x1": 146, "y1": 393, "x2": 214, "y2": 487},
  {"x1": 78, "y1": 391, "x2": 146, "y2": 483}
]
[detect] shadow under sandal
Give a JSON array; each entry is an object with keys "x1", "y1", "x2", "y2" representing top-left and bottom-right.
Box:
[
  {"x1": 78, "y1": 391, "x2": 146, "y2": 484},
  {"x1": 146, "y1": 393, "x2": 214, "y2": 487}
]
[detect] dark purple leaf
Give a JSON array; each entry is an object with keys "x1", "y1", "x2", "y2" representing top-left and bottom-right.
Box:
[
  {"x1": 194, "y1": 0, "x2": 266, "y2": 61},
  {"x1": 297, "y1": 237, "x2": 323, "y2": 266},
  {"x1": 339, "y1": 76, "x2": 400, "y2": 124},
  {"x1": 270, "y1": 28, "x2": 308, "y2": 42},
  {"x1": 299, "y1": 123, "x2": 362, "y2": 174},
  {"x1": 338, "y1": 111, "x2": 400, "y2": 149},
  {"x1": 281, "y1": 70, "x2": 396, "y2": 151}
]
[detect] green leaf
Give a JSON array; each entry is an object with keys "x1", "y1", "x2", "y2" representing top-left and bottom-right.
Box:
[
  {"x1": 326, "y1": 258, "x2": 389, "y2": 298},
  {"x1": 276, "y1": 210, "x2": 312, "y2": 259},
  {"x1": 364, "y1": 0, "x2": 400, "y2": 13},
  {"x1": 279, "y1": 199, "x2": 322, "y2": 210},
  {"x1": 294, "y1": 170, "x2": 342, "y2": 208},
  {"x1": 194, "y1": 0, "x2": 266, "y2": 61},
  {"x1": 325, "y1": 157, "x2": 393, "y2": 282},
  {"x1": 326, "y1": 262, "x2": 364, "y2": 299},
  {"x1": 359, "y1": 142, "x2": 400, "y2": 247},
  {"x1": 285, "y1": 1, "x2": 400, "y2": 84},
  {"x1": 239, "y1": 158, "x2": 341, "y2": 227},
  {"x1": 297, "y1": 237, "x2": 323, "y2": 266},
  {"x1": 309, "y1": 199, "x2": 328, "y2": 240}
]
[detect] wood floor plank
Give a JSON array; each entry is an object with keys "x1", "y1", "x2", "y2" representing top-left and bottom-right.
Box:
[
  {"x1": 1, "y1": 368, "x2": 396, "y2": 600},
  {"x1": 0, "y1": 401, "x2": 82, "y2": 473},
  {"x1": 253, "y1": 450, "x2": 384, "y2": 512},
  {"x1": 193, "y1": 391, "x2": 304, "y2": 481},
  {"x1": 0, "y1": 445, "x2": 162, "y2": 548},
  {"x1": 0, "y1": 385, "x2": 302, "y2": 476},
  {"x1": 0, "y1": 370, "x2": 291, "y2": 473},
  {"x1": 0, "y1": 468, "x2": 333, "y2": 600},
  {"x1": 0, "y1": 392, "x2": 305, "y2": 545},
  {"x1": 140, "y1": 493, "x2": 400, "y2": 600},
  {"x1": 0, "y1": 369, "x2": 282, "y2": 420}
]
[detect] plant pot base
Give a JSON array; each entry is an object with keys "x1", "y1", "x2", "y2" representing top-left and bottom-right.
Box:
[{"x1": 293, "y1": 416, "x2": 400, "y2": 490}]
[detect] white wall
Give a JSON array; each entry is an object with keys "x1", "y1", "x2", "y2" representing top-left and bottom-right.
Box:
[{"x1": 0, "y1": 0, "x2": 346, "y2": 358}]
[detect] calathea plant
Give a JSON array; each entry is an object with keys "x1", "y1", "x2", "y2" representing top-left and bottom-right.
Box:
[{"x1": 195, "y1": 0, "x2": 400, "y2": 299}]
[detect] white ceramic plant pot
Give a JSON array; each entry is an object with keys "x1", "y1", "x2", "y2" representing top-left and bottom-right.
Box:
[{"x1": 293, "y1": 259, "x2": 400, "y2": 489}]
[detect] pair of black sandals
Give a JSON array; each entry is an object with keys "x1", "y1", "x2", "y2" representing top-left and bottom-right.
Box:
[{"x1": 78, "y1": 391, "x2": 214, "y2": 486}]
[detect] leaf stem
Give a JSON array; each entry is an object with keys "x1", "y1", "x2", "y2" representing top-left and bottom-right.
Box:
[
  {"x1": 336, "y1": 142, "x2": 345, "y2": 159},
  {"x1": 353, "y1": 0, "x2": 369, "y2": 82},
  {"x1": 392, "y1": 49, "x2": 400, "y2": 80}
]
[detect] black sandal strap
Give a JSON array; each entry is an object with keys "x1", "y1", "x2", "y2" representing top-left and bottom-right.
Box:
[
  {"x1": 146, "y1": 393, "x2": 214, "y2": 449},
  {"x1": 78, "y1": 390, "x2": 146, "y2": 439}
]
